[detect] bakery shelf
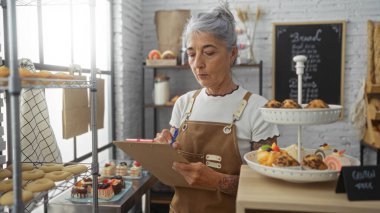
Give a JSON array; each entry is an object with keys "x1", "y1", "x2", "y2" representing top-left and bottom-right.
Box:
[{"x1": 0, "y1": 78, "x2": 91, "y2": 90}]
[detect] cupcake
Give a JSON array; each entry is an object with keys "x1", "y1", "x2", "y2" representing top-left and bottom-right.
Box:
[{"x1": 102, "y1": 162, "x2": 115, "y2": 176}]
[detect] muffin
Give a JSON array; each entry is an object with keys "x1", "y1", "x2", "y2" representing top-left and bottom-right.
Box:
[
  {"x1": 281, "y1": 99, "x2": 302, "y2": 109},
  {"x1": 305, "y1": 99, "x2": 329, "y2": 108},
  {"x1": 264, "y1": 99, "x2": 282, "y2": 108}
]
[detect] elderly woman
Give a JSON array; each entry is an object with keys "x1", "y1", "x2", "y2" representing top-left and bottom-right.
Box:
[{"x1": 155, "y1": 2, "x2": 279, "y2": 213}]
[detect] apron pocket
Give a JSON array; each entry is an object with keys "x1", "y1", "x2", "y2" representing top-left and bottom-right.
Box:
[{"x1": 179, "y1": 150, "x2": 205, "y2": 163}]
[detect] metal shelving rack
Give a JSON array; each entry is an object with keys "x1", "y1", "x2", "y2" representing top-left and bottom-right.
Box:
[{"x1": 1, "y1": 0, "x2": 100, "y2": 212}]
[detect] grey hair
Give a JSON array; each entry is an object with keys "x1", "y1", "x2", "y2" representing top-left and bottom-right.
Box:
[{"x1": 183, "y1": 1, "x2": 237, "y2": 52}]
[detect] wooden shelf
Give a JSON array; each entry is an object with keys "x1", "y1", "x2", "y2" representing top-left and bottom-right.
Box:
[{"x1": 366, "y1": 81, "x2": 380, "y2": 94}]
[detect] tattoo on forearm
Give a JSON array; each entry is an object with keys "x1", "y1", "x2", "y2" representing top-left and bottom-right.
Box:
[{"x1": 218, "y1": 175, "x2": 239, "y2": 196}]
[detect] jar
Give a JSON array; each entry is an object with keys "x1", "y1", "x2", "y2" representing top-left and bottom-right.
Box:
[{"x1": 153, "y1": 75, "x2": 170, "y2": 105}]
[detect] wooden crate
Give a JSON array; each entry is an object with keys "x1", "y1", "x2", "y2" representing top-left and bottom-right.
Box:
[{"x1": 146, "y1": 59, "x2": 177, "y2": 66}]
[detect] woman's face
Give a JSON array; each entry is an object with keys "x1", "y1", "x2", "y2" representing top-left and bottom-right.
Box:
[{"x1": 186, "y1": 32, "x2": 237, "y2": 90}]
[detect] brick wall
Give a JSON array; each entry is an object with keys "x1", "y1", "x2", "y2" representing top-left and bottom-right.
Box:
[{"x1": 115, "y1": 0, "x2": 380, "y2": 164}]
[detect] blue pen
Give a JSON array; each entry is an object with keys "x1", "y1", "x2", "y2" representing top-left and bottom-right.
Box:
[{"x1": 170, "y1": 128, "x2": 179, "y2": 146}]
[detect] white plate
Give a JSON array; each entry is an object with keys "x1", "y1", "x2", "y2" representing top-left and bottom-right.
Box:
[
  {"x1": 243, "y1": 150, "x2": 360, "y2": 183},
  {"x1": 260, "y1": 104, "x2": 342, "y2": 125}
]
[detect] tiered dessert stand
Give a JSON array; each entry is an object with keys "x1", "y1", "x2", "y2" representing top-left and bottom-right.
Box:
[{"x1": 244, "y1": 55, "x2": 359, "y2": 183}]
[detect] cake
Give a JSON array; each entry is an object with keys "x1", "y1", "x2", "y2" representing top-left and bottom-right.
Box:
[
  {"x1": 256, "y1": 143, "x2": 283, "y2": 167},
  {"x1": 272, "y1": 154, "x2": 300, "y2": 167},
  {"x1": 301, "y1": 154, "x2": 328, "y2": 170},
  {"x1": 110, "y1": 179, "x2": 123, "y2": 195},
  {"x1": 102, "y1": 162, "x2": 115, "y2": 176},
  {"x1": 314, "y1": 143, "x2": 333, "y2": 159},
  {"x1": 130, "y1": 161, "x2": 142, "y2": 177},
  {"x1": 115, "y1": 162, "x2": 128, "y2": 176},
  {"x1": 284, "y1": 144, "x2": 305, "y2": 161},
  {"x1": 323, "y1": 149, "x2": 352, "y2": 171},
  {"x1": 71, "y1": 180, "x2": 88, "y2": 198},
  {"x1": 98, "y1": 182, "x2": 114, "y2": 200}
]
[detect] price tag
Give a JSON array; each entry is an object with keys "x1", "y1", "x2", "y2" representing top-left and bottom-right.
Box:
[{"x1": 335, "y1": 166, "x2": 380, "y2": 201}]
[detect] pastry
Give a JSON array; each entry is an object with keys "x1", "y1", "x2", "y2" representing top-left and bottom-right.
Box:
[
  {"x1": 272, "y1": 154, "x2": 300, "y2": 167},
  {"x1": 148, "y1": 49, "x2": 162, "y2": 60},
  {"x1": 22, "y1": 169, "x2": 45, "y2": 181},
  {"x1": 161, "y1": 50, "x2": 176, "y2": 59},
  {"x1": 0, "y1": 190, "x2": 34, "y2": 206},
  {"x1": 323, "y1": 149, "x2": 352, "y2": 171},
  {"x1": 62, "y1": 164, "x2": 88, "y2": 175},
  {"x1": 263, "y1": 99, "x2": 281, "y2": 108},
  {"x1": 98, "y1": 182, "x2": 114, "y2": 200},
  {"x1": 305, "y1": 99, "x2": 329, "y2": 108},
  {"x1": 284, "y1": 144, "x2": 305, "y2": 161},
  {"x1": 281, "y1": 99, "x2": 302, "y2": 109},
  {"x1": 0, "y1": 169, "x2": 12, "y2": 181},
  {"x1": 6, "y1": 163, "x2": 34, "y2": 172},
  {"x1": 19, "y1": 68, "x2": 34, "y2": 78},
  {"x1": 0, "y1": 66, "x2": 9, "y2": 77},
  {"x1": 115, "y1": 162, "x2": 128, "y2": 176},
  {"x1": 130, "y1": 161, "x2": 142, "y2": 177},
  {"x1": 301, "y1": 154, "x2": 328, "y2": 170},
  {"x1": 44, "y1": 171, "x2": 73, "y2": 182},
  {"x1": 0, "y1": 179, "x2": 26, "y2": 192},
  {"x1": 256, "y1": 143, "x2": 283, "y2": 167},
  {"x1": 314, "y1": 143, "x2": 332, "y2": 159},
  {"x1": 39, "y1": 163, "x2": 64, "y2": 173},
  {"x1": 102, "y1": 162, "x2": 116, "y2": 176},
  {"x1": 24, "y1": 178, "x2": 55, "y2": 193},
  {"x1": 71, "y1": 179, "x2": 89, "y2": 198}
]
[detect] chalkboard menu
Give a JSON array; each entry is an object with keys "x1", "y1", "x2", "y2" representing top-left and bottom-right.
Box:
[{"x1": 273, "y1": 21, "x2": 346, "y2": 105}]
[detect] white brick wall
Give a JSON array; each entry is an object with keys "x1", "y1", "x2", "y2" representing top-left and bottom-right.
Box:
[{"x1": 115, "y1": 0, "x2": 380, "y2": 164}]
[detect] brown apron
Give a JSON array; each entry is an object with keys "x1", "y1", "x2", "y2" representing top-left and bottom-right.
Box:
[{"x1": 170, "y1": 90, "x2": 252, "y2": 213}]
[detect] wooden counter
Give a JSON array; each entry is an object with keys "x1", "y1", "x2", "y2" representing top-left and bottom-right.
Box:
[{"x1": 236, "y1": 165, "x2": 380, "y2": 213}]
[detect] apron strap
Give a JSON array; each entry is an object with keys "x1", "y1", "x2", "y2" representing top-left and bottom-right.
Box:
[
  {"x1": 223, "y1": 92, "x2": 252, "y2": 134},
  {"x1": 184, "y1": 89, "x2": 202, "y2": 120}
]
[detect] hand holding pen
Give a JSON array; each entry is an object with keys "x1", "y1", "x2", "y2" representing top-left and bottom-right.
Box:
[{"x1": 170, "y1": 128, "x2": 180, "y2": 148}]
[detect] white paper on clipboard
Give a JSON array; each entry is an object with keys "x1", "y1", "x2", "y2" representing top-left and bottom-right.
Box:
[{"x1": 114, "y1": 140, "x2": 195, "y2": 188}]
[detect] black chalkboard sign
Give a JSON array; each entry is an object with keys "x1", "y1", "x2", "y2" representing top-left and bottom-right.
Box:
[
  {"x1": 273, "y1": 21, "x2": 346, "y2": 105},
  {"x1": 336, "y1": 166, "x2": 380, "y2": 201}
]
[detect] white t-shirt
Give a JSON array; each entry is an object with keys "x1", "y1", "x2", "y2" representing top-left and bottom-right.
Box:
[{"x1": 169, "y1": 87, "x2": 280, "y2": 157}]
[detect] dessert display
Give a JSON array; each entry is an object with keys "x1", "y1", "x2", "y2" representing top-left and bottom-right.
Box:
[
  {"x1": 301, "y1": 154, "x2": 328, "y2": 170},
  {"x1": 130, "y1": 161, "x2": 142, "y2": 177},
  {"x1": 71, "y1": 177, "x2": 127, "y2": 201},
  {"x1": 115, "y1": 162, "x2": 128, "y2": 176},
  {"x1": 323, "y1": 149, "x2": 353, "y2": 171},
  {"x1": 263, "y1": 98, "x2": 331, "y2": 109}
]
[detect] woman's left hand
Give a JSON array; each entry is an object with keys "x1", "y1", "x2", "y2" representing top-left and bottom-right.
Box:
[{"x1": 172, "y1": 162, "x2": 223, "y2": 189}]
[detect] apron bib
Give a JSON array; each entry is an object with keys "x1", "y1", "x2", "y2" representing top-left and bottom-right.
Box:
[{"x1": 170, "y1": 90, "x2": 251, "y2": 213}]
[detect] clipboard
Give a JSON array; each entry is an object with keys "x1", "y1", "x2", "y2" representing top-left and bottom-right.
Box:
[{"x1": 114, "y1": 140, "x2": 196, "y2": 188}]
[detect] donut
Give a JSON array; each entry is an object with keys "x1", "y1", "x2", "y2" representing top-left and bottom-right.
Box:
[
  {"x1": 39, "y1": 163, "x2": 64, "y2": 173},
  {"x1": 0, "y1": 179, "x2": 26, "y2": 192},
  {"x1": 25, "y1": 178, "x2": 55, "y2": 193},
  {"x1": 264, "y1": 99, "x2": 281, "y2": 108},
  {"x1": 0, "y1": 169, "x2": 12, "y2": 180},
  {"x1": 281, "y1": 99, "x2": 302, "y2": 109},
  {"x1": 62, "y1": 164, "x2": 88, "y2": 175},
  {"x1": 305, "y1": 99, "x2": 329, "y2": 108},
  {"x1": 0, "y1": 190, "x2": 34, "y2": 206},
  {"x1": 6, "y1": 163, "x2": 34, "y2": 172},
  {"x1": 22, "y1": 169, "x2": 45, "y2": 181},
  {"x1": 44, "y1": 171, "x2": 73, "y2": 182}
]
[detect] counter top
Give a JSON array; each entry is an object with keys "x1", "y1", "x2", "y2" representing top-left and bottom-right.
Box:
[{"x1": 236, "y1": 165, "x2": 380, "y2": 213}]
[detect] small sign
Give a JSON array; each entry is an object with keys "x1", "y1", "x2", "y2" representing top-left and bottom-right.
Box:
[{"x1": 336, "y1": 166, "x2": 380, "y2": 201}]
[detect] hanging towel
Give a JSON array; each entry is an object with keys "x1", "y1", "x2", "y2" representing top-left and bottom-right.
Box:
[{"x1": 19, "y1": 58, "x2": 62, "y2": 163}]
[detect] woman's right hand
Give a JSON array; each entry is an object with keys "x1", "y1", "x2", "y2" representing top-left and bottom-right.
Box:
[{"x1": 154, "y1": 127, "x2": 181, "y2": 150}]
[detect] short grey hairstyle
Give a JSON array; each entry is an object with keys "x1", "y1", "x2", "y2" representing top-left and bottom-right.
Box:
[{"x1": 183, "y1": 1, "x2": 237, "y2": 52}]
